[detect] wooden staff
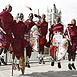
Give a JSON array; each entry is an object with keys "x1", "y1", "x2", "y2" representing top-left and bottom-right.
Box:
[
  {"x1": 12, "y1": 52, "x2": 14, "y2": 76},
  {"x1": 24, "y1": 48, "x2": 26, "y2": 68}
]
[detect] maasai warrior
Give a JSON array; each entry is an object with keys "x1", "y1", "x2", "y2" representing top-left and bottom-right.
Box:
[
  {"x1": 65, "y1": 19, "x2": 77, "y2": 70},
  {"x1": 0, "y1": 4, "x2": 13, "y2": 50},
  {"x1": 0, "y1": 4, "x2": 13, "y2": 65},
  {"x1": 37, "y1": 14, "x2": 48, "y2": 64},
  {"x1": 49, "y1": 17, "x2": 64, "y2": 68},
  {"x1": 0, "y1": 30, "x2": 7, "y2": 65},
  {"x1": 24, "y1": 13, "x2": 35, "y2": 68},
  {"x1": 12, "y1": 13, "x2": 27, "y2": 74}
]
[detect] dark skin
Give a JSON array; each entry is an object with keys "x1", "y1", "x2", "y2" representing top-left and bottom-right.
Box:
[
  {"x1": 56, "y1": 17, "x2": 61, "y2": 23},
  {"x1": 28, "y1": 13, "x2": 33, "y2": 21},
  {"x1": 71, "y1": 19, "x2": 76, "y2": 26},
  {"x1": 41, "y1": 14, "x2": 46, "y2": 21},
  {"x1": 5, "y1": 4, "x2": 12, "y2": 12},
  {"x1": 17, "y1": 13, "x2": 24, "y2": 20}
]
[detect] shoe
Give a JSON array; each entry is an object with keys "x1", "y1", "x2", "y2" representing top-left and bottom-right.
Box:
[
  {"x1": 27, "y1": 63, "x2": 30, "y2": 68},
  {"x1": 72, "y1": 63, "x2": 76, "y2": 70},
  {"x1": 51, "y1": 60, "x2": 54, "y2": 66},
  {"x1": 41, "y1": 58, "x2": 45, "y2": 64},
  {"x1": 26, "y1": 63, "x2": 30, "y2": 68},
  {"x1": 68, "y1": 64, "x2": 72, "y2": 70},
  {"x1": 58, "y1": 62, "x2": 61, "y2": 68},
  {"x1": 38, "y1": 57, "x2": 41, "y2": 64},
  {"x1": 39, "y1": 61, "x2": 41, "y2": 64},
  {"x1": 1, "y1": 58, "x2": 7, "y2": 65},
  {"x1": 3, "y1": 62, "x2": 7, "y2": 65}
]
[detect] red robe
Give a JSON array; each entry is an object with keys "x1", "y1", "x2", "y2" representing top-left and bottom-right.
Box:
[
  {"x1": 12, "y1": 20, "x2": 27, "y2": 59},
  {"x1": 37, "y1": 20, "x2": 48, "y2": 37},
  {"x1": 0, "y1": 9, "x2": 13, "y2": 50},
  {"x1": 24, "y1": 19, "x2": 35, "y2": 33},
  {"x1": 24, "y1": 19, "x2": 35, "y2": 58},
  {"x1": 65, "y1": 25, "x2": 77, "y2": 55},
  {"x1": 37, "y1": 20, "x2": 48, "y2": 52},
  {"x1": 49, "y1": 23, "x2": 64, "y2": 48},
  {"x1": 49, "y1": 23, "x2": 64, "y2": 39},
  {"x1": 52, "y1": 23, "x2": 64, "y2": 34}
]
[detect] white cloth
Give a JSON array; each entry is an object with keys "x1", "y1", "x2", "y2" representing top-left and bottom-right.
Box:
[
  {"x1": 0, "y1": 27, "x2": 6, "y2": 34},
  {"x1": 38, "y1": 54, "x2": 40, "y2": 58},
  {"x1": 17, "y1": 59, "x2": 20, "y2": 64},
  {"x1": 26, "y1": 56, "x2": 29, "y2": 63},
  {"x1": 1, "y1": 52, "x2": 4, "y2": 58}
]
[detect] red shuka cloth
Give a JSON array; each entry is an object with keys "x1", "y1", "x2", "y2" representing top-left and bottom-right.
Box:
[
  {"x1": 37, "y1": 20, "x2": 48, "y2": 37},
  {"x1": 65, "y1": 25, "x2": 77, "y2": 42},
  {"x1": 24, "y1": 19, "x2": 35, "y2": 57},
  {"x1": 24, "y1": 19, "x2": 35, "y2": 33},
  {"x1": 37, "y1": 20, "x2": 48, "y2": 52},
  {"x1": 65, "y1": 25, "x2": 77, "y2": 55},
  {"x1": 0, "y1": 9, "x2": 13, "y2": 50},
  {"x1": 12, "y1": 20, "x2": 27, "y2": 59},
  {"x1": 52, "y1": 23, "x2": 64, "y2": 34}
]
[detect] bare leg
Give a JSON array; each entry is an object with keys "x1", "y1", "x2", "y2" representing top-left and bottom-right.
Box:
[
  {"x1": 26, "y1": 56, "x2": 30, "y2": 68},
  {"x1": 0, "y1": 48, "x2": 4, "y2": 55},
  {"x1": 68, "y1": 51, "x2": 72, "y2": 70},
  {"x1": 17, "y1": 59, "x2": 20, "y2": 71},
  {"x1": 0, "y1": 49, "x2": 7, "y2": 65},
  {"x1": 41, "y1": 52, "x2": 45, "y2": 64},
  {"x1": 71, "y1": 52, "x2": 76, "y2": 70}
]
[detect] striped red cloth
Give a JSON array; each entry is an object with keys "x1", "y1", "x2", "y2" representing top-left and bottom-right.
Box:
[
  {"x1": 0, "y1": 33, "x2": 7, "y2": 48},
  {"x1": 53, "y1": 23, "x2": 64, "y2": 34}
]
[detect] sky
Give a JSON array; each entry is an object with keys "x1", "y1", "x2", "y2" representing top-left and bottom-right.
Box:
[{"x1": 0, "y1": 0, "x2": 77, "y2": 25}]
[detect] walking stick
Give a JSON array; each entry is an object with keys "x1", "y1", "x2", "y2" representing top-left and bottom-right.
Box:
[
  {"x1": 12, "y1": 52, "x2": 14, "y2": 76},
  {"x1": 12, "y1": 58, "x2": 14, "y2": 76},
  {"x1": 22, "y1": 49, "x2": 26, "y2": 75},
  {"x1": 24, "y1": 48, "x2": 26, "y2": 68}
]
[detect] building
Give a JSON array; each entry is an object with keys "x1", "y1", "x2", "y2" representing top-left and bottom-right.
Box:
[
  {"x1": 46, "y1": 4, "x2": 62, "y2": 40},
  {"x1": 47, "y1": 4, "x2": 62, "y2": 27}
]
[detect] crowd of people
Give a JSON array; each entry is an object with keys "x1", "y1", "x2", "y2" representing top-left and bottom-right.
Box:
[{"x1": 0, "y1": 4, "x2": 77, "y2": 75}]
